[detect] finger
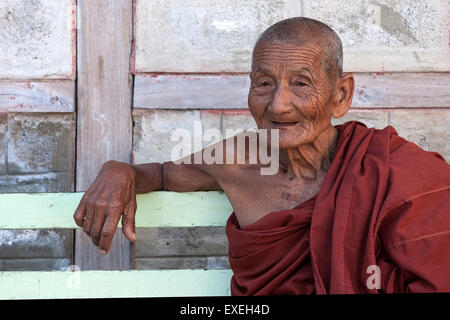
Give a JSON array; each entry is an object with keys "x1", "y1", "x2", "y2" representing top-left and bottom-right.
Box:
[
  {"x1": 98, "y1": 211, "x2": 121, "y2": 254},
  {"x1": 83, "y1": 203, "x2": 95, "y2": 236},
  {"x1": 122, "y1": 205, "x2": 137, "y2": 242},
  {"x1": 73, "y1": 197, "x2": 87, "y2": 227},
  {"x1": 90, "y1": 204, "x2": 107, "y2": 246},
  {"x1": 122, "y1": 184, "x2": 137, "y2": 242}
]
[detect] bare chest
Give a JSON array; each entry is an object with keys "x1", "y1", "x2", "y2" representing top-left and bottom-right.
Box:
[{"x1": 221, "y1": 166, "x2": 326, "y2": 227}]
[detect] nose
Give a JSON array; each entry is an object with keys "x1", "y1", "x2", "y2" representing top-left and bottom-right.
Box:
[{"x1": 267, "y1": 82, "x2": 292, "y2": 115}]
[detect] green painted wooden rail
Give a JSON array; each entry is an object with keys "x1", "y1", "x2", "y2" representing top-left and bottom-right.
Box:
[{"x1": 0, "y1": 191, "x2": 234, "y2": 299}]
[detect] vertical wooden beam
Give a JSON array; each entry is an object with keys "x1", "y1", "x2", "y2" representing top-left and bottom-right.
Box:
[{"x1": 75, "y1": 0, "x2": 133, "y2": 270}]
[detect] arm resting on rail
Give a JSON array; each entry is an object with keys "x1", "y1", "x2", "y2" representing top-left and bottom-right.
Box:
[{"x1": 73, "y1": 149, "x2": 223, "y2": 254}]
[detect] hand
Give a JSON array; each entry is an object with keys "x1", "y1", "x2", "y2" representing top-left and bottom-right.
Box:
[{"x1": 73, "y1": 160, "x2": 137, "y2": 254}]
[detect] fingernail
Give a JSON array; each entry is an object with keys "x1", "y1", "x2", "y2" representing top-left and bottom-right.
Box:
[{"x1": 100, "y1": 250, "x2": 106, "y2": 255}]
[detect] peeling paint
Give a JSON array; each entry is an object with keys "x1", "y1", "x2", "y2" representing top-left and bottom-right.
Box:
[{"x1": 0, "y1": 81, "x2": 75, "y2": 113}]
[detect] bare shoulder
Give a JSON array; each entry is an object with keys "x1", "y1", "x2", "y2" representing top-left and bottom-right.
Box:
[
  {"x1": 165, "y1": 130, "x2": 280, "y2": 193},
  {"x1": 198, "y1": 129, "x2": 279, "y2": 178}
]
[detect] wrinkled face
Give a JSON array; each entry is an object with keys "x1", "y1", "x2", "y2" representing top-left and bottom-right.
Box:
[{"x1": 248, "y1": 41, "x2": 336, "y2": 149}]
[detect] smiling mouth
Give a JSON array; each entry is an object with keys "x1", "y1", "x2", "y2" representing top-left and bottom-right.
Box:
[{"x1": 271, "y1": 121, "x2": 299, "y2": 128}]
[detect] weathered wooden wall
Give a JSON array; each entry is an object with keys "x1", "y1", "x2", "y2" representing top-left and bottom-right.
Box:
[{"x1": 0, "y1": 0, "x2": 448, "y2": 272}]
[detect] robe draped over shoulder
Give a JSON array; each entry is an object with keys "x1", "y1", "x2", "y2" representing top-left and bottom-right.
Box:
[
  {"x1": 226, "y1": 121, "x2": 450, "y2": 295},
  {"x1": 227, "y1": 196, "x2": 316, "y2": 295}
]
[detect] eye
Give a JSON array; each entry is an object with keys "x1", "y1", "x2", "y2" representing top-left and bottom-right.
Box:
[
  {"x1": 251, "y1": 76, "x2": 273, "y2": 93},
  {"x1": 258, "y1": 81, "x2": 271, "y2": 87},
  {"x1": 293, "y1": 81, "x2": 306, "y2": 87}
]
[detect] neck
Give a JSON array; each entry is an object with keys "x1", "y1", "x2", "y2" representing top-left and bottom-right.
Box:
[{"x1": 280, "y1": 125, "x2": 338, "y2": 180}]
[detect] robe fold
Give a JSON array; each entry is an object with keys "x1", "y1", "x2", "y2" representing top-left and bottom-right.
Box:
[{"x1": 226, "y1": 121, "x2": 450, "y2": 295}]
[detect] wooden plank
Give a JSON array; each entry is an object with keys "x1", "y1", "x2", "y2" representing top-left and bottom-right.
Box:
[
  {"x1": 352, "y1": 73, "x2": 450, "y2": 108},
  {"x1": 0, "y1": 81, "x2": 75, "y2": 112},
  {"x1": 76, "y1": 0, "x2": 133, "y2": 270},
  {"x1": 135, "y1": 191, "x2": 232, "y2": 228},
  {"x1": 0, "y1": 193, "x2": 82, "y2": 229},
  {"x1": 0, "y1": 269, "x2": 232, "y2": 299},
  {"x1": 134, "y1": 256, "x2": 230, "y2": 270},
  {"x1": 0, "y1": 192, "x2": 232, "y2": 229},
  {"x1": 134, "y1": 74, "x2": 250, "y2": 109},
  {"x1": 133, "y1": 73, "x2": 450, "y2": 109}
]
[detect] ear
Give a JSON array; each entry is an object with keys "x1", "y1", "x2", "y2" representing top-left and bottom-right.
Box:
[{"x1": 330, "y1": 73, "x2": 355, "y2": 118}]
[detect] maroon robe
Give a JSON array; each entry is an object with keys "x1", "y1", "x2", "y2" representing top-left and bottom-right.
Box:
[{"x1": 226, "y1": 121, "x2": 450, "y2": 294}]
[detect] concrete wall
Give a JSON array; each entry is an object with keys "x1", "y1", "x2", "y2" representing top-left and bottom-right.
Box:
[
  {"x1": 135, "y1": 0, "x2": 449, "y2": 73},
  {"x1": 132, "y1": 0, "x2": 450, "y2": 270},
  {"x1": 0, "y1": 0, "x2": 75, "y2": 271},
  {"x1": 302, "y1": 0, "x2": 449, "y2": 72},
  {"x1": 0, "y1": 0, "x2": 74, "y2": 79}
]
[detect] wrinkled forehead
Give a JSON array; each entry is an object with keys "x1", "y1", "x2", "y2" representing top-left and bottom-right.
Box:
[{"x1": 251, "y1": 41, "x2": 324, "y2": 73}]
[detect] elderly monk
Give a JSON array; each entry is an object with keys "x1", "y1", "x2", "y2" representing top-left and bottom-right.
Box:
[{"x1": 73, "y1": 17, "x2": 450, "y2": 294}]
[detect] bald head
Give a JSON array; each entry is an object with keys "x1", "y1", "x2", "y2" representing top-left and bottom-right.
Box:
[{"x1": 253, "y1": 17, "x2": 343, "y2": 82}]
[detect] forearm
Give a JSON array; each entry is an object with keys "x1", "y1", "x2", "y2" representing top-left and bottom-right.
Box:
[{"x1": 131, "y1": 161, "x2": 222, "y2": 194}]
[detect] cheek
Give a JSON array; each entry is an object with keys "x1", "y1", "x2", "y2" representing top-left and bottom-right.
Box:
[
  {"x1": 291, "y1": 95, "x2": 320, "y2": 123},
  {"x1": 280, "y1": 91, "x2": 331, "y2": 146},
  {"x1": 248, "y1": 93, "x2": 269, "y2": 119},
  {"x1": 294, "y1": 88, "x2": 330, "y2": 122}
]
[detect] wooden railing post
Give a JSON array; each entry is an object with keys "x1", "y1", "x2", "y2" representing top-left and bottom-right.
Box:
[{"x1": 75, "y1": 0, "x2": 134, "y2": 270}]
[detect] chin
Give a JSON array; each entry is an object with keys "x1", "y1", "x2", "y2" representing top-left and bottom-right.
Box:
[{"x1": 277, "y1": 131, "x2": 308, "y2": 149}]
